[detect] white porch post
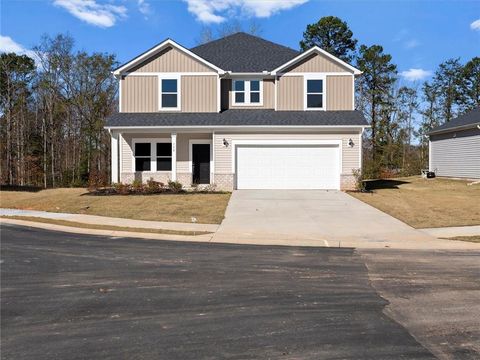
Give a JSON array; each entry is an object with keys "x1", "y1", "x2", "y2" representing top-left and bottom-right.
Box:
[
  {"x1": 171, "y1": 132, "x2": 177, "y2": 181},
  {"x1": 110, "y1": 131, "x2": 119, "y2": 183}
]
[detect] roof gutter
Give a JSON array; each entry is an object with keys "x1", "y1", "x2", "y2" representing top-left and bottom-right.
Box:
[
  {"x1": 104, "y1": 125, "x2": 370, "y2": 131},
  {"x1": 428, "y1": 122, "x2": 480, "y2": 136}
]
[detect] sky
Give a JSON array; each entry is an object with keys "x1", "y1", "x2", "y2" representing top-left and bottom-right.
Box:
[{"x1": 1, "y1": 0, "x2": 479, "y2": 84}]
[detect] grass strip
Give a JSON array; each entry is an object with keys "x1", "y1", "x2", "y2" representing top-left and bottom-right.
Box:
[
  {"x1": 0, "y1": 216, "x2": 212, "y2": 237},
  {"x1": 441, "y1": 235, "x2": 480, "y2": 243}
]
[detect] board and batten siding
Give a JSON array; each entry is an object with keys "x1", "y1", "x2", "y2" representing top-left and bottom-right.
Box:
[
  {"x1": 283, "y1": 53, "x2": 353, "y2": 73},
  {"x1": 121, "y1": 76, "x2": 158, "y2": 112},
  {"x1": 214, "y1": 132, "x2": 361, "y2": 175},
  {"x1": 430, "y1": 128, "x2": 480, "y2": 179},
  {"x1": 327, "y1": 76, "x2": 353, "y2": 110},
  {"x1": 181, "y1": 76, "x2": 217, "y2": 112},
  {"x1": 129, "y1": 46, "x2": 213, "y2": 73},
  {"x1": 121, "y1": 75, "x2": 218, "y2": 113},
  {"x1": 277, "y1": 76, "x2": 303, "y2": 110},
  {"x1": 221, "y1": 79, "x2": 274, "y2": 110}
]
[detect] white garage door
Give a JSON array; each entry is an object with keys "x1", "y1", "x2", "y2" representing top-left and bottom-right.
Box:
[{"x1": 236, "y1": 145, "x2": 340, "y2": 190}]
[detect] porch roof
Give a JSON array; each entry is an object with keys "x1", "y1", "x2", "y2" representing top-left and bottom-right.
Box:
[{"x1": 105, "y1": 109, "x2": 368, "y2": 128}]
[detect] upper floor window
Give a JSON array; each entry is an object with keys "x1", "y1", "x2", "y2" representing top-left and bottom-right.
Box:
[
  {"x1": 159, "y1": 76, "x2": 180, "y2": 111},
  {"x1": 305, "y1": 76, "x2": 325, "y2": 110},
  {"x1": 233, "y1": 79, "x2": 262, "y2": 106}
]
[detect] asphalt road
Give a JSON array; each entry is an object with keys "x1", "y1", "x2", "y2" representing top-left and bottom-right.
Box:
[{"x1": 1, "y1": 224, "x2": 435, "y2": 359}]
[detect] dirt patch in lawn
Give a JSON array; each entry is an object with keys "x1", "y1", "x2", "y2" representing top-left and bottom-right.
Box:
[
  {"x1": 0, "y1": 188, "x2": 231, "y2": 224},
  {"x1": 349, "y1": 177, "x2": 480, "y2": 228}
]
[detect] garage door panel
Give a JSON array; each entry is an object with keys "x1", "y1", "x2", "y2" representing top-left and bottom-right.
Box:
[{"x1": 236, "y1": 145, "x2": 339, "y2": 190}]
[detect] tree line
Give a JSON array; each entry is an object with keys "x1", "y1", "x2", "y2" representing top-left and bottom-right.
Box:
[
  {"x1": 1, "y1": 34, "x2": 117, "y2": 187},
  {"x1": 1, "y1": 17, "x2": 478, "y2": 187}
]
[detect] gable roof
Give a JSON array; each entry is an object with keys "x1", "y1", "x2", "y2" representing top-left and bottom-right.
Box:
[
  {"x1": 428, "y1": 107, "x2": 480, "y2": 135},
  {"x1": 113, "y1": 39, "x2": 224, "y2": 76},
  {"x1": 271, "y1": 46, "x2": 362, "y2": 75},
  {"x1": 190, "y1": 32, "x2": 300, "y2": 72},
  {"x1": 105, "y1": 109, "x2": 368, "y2": 128}
]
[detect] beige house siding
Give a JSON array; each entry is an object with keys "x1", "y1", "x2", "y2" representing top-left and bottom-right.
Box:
[
  {"x1": 129, "y1": 46, "x2": 213, "y2": 73},
  {"x1": 327, "y1": 75, "x2": 354, "y2": 110},
  {"x1": 181, "y1": 75, "x2": 217, "y2": 112},
  {"x1": 221, "y1": 79, "x2": 274, "y2": 110},
  {"x1": 277, "y1": 76, "x2": 303, "y2": 110},
  {"x1": 283, "y1": 53, "x2": 352, "y2": 73},
  {"x1": 121, "y1": 76, "x2": 158, "y2": 112},
  {"x1": 214, "y1": 132, "x2": 361, "y2": 175}
]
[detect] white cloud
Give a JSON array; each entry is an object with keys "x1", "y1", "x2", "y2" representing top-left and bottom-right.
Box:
[
  {"x1": 53, "y1": 0, "x2": 127, "y2": 27},
  {"x1": 405, "y1": 39, "x2": 420, "y2": 49},
  {"x1": 183, "y1": 0, "x2": 308, "y2": 24},
  {"x1": 471, "y1": 19, "x2": 480, "y2": 31},
  {"x1": 0, "y1": 35, "x2": 37, "y2": 59},
  {"x1": 400, "y1": 68, "x2": 432, "y2": 81},
  {"x1": 138, "y1": 0, "x2": 152, "y2": 18}
]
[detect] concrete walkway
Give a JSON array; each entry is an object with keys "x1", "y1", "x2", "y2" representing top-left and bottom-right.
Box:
[
  {"x1": 212, "y1": 190, "x2": 480, "y2": 249},
  {"x1": 0, "y1": 209, "x2": 218, "y2": 233}
]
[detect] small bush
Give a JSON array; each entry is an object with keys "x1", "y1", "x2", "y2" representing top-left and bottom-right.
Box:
[
  {"x1": 131, "y1": 179, "x2": 143, "y2": 192},
  {"x1": 168, "y1": 180, "x2": 183, "y2": 193},
  {"x1": 352, "y1": 169, "x2": 366, "y2": 192},
  {"x1": 145, "y1": 178, "x2": 164, "y2": 193},
  {"x1": 113, "y1": 182, "x2": 130, "y2": 195}
]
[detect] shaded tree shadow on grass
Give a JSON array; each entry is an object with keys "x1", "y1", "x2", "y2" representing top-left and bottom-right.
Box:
[
  {"x1": 364, "y1": 179, "x2": 410, "y2": 191},
  {"x1": 0, "y1": 185, "x2": 43, "y2": 192}
]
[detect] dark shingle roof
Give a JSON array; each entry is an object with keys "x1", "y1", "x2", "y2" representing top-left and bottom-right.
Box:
[
  {"x1": 429, "y1": 107, "x2": 480, "y2": 134},
  {"x1": 106, "y1": 110, "x2": 368, "y2": 128},
  {"x1": 190, "y1": 32, "x2": 299, "y2": 72}
]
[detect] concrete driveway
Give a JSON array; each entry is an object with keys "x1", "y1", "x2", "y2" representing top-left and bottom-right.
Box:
[{"x1": 212, "y1": 190, "x2": 475, "y2": 249}]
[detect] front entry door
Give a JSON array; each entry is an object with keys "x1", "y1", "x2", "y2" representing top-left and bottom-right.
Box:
[{"x1": 192, "y1": 144, "x2": 210, "y2": 184}]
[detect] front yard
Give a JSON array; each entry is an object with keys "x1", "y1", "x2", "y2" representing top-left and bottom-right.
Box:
[
  {"x1": 0, "y1": 188, "x2": 231, "y2": 224},
  {"x1": 349, "y1": 176, "x2": 480, "y2": 228}
]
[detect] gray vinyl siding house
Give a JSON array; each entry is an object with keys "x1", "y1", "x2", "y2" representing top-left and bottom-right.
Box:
[{"x1": 428, "y1": 107, "x2": 480, "y2": 179}]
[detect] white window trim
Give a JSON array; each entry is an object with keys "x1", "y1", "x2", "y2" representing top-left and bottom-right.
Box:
[
  {"x1": 132, "y1": 138, "x2": 172, "y2": 173},
  {"x1": 189, "y1": 139, "x2": 214, "y2": 184},
  {"x1": 158, "y1": 75, "x2": 181, "y2": 111},
  {"x1": 304, "y1": 74, "x2": 326, "y2": 111},
  {"x1": 232, "y1": 79, "x2": 263, "y2": 106}
]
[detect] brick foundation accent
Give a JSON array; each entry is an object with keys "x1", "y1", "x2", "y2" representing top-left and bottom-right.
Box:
[
  {"x1": 120, "y1": 172, "x2": 171, "y2": 184},
  {"x1": 177, "y1": 173, "x2": 192, "y2": 186},
  {"x1": 214, "y1": 173, "x2": 234, "y2": 191},
  {"x1": 340, "y1": 174, "x2": 356, "y2": 191}
]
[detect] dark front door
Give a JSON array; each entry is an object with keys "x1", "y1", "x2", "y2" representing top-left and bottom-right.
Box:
[{"x1": 192, "y1": 144, "x2": 210, "y2": 184}]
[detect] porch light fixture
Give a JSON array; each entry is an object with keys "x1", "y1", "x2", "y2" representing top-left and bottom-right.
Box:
[
  {"x1": 348, "y1": 138, "x2": 354, "y2": 147},
  {"x1": 223, "y1": 138, "x2": 229, "y2": 147}
]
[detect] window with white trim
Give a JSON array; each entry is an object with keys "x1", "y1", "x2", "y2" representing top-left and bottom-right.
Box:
[
  {"x1": 305, "y1": 78, "x2": 324, "y2": 109},
  {"x1": 134, "y1": 141, "x2": 172, "y2": 172},
  {"x1": 233, "y1": 79, "x2": 262, "y2": 105},
  {"x1": 159, "y1": 76, "x2": 180, "y2": 110}
]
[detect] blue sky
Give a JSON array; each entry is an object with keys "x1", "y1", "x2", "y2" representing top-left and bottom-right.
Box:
[{"x1": 1, "y1": 0, "x2": 479, "y2": 83}]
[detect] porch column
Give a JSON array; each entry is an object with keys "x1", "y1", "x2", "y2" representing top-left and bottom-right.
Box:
[
  {"x1": 110, "y1": 131, "x2": 119, "y2": 184},
  {"x1": 171, "y1": 132, "x2": 177, "y2": 181}
]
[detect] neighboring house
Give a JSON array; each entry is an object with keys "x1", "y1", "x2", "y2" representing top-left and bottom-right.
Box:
[
  {"x1": 105, "y1": 32, "x2": 368, "y2": 190},
  {"x1": 428, "y1": 107, "x2": 480, "y2": 179}
]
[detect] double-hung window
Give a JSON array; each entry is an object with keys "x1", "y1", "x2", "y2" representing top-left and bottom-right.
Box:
[
  {"x1": 134, "y1": 141, "x2": 172, "y2": 172},
  {"x1": 305, "y1": 76, "x2": 325, "y2": 110},
  {"x1": 159, "y1": 76, "x2": 180, "y2": 110},
  {"x1": 233, "y1": 80, "x2": 262, "y2": 105}
]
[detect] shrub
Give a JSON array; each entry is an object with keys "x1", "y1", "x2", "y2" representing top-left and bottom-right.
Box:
[
  {"x1": 202, "y1": 183, "x2": 217, "y2": 192},
  {"x1": 168, "y1": 180, "x2": 183, "y2": 193},
  {"x1": 352, "y1": 169, "x2": 366, "y2": 192},
  {"x1": 113, "y1": 182, "x2": 130, "y2": 195},
  {"x1": 131, "y1": 179, "x2": 143, "y2": 193},
  {"x1": 145, "y1": 178, "x2": 164, "y2": 193}
]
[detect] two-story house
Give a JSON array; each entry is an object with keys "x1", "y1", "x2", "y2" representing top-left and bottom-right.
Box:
[{"x1": 106, "y1": 32, "x2": 368, "y2": 191}]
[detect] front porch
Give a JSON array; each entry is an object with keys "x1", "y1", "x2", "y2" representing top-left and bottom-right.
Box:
[{"x1": 110, "y1": 131, "x2": 233, "y2": 190}]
